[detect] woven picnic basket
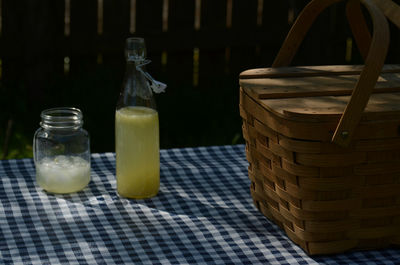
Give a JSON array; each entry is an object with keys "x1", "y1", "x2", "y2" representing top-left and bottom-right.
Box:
[{"x1": 239, "y1": 0, "x2": 400, "y2": 255}]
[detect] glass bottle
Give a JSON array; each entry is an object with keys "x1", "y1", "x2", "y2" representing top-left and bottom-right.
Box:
[
  {"x1": 33, "y1": 107, "x2": 91, "y2": 194},
  {"x1": 115, "y1": 37, "x2": 160, "y2": 199}
]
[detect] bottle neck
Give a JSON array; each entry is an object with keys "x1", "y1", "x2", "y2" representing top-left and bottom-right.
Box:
[
  {"x1": 126, "y1": 58, "x2": 146, "y2": 66},
  {"x1": 126, "y1": 60, "x2": 138, "y2": 70},
  {"x1": 117, "y1": 56, "x2": 157, "y2": 110},
  {"x1": 40, "y1": 107, "x2": 83, "y2": 130}
]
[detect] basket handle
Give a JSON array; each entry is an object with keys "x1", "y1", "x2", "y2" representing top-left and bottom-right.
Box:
[
  {"x1": 347, "y1": 0, "x2": 400, "y2": 61},
  {"x1": 346, "y1": 0, "x2": 371, "y2": 61},
  {"x1": 372, "y1": 0, "x2": 400, "y2": 29},
  {"x1": 272, "y1": 0, "x2": 390, "y2": 147}
]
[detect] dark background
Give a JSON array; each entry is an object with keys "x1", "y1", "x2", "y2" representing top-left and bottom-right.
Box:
[{"x1": 1, "y1": 0, "x2": 400, "y2": 159}]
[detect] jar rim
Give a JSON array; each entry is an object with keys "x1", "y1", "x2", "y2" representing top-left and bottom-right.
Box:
[{"x1": 40, "y1": 107, "x2": 83, "y2": 130}]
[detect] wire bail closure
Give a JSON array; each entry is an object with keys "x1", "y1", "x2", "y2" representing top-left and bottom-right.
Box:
[{"x1": 136, "y1": 60, "x2": 167, "y2": 94}]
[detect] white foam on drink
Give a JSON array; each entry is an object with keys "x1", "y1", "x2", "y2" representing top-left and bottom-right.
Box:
[{"x1": 36, "y1": 155, "x2": 91, "y2": 194}]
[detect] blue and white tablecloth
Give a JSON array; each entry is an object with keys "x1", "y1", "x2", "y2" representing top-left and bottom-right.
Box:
[{"x1": 0, "y1": 145, "x2": 399, "y2": 264}]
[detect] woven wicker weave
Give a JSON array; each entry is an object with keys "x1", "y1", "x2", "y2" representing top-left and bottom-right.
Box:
[{"x1": 240, "y1": 0, "x2": 400, "y2": 255}]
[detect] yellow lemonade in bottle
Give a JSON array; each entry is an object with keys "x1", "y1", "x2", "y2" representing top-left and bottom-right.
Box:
[{"x1": 115, "y1": 106, "x2": 160, "y2": 199}]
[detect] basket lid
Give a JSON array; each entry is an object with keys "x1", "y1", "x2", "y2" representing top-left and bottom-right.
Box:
[{"x1": 240, "y1": 64, "x2": 400, "y2": 123}]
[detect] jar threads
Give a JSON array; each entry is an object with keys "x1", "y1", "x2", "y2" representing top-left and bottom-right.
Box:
[{"x1": 40, "y1": 107, "x2": 83, "y2": 130}]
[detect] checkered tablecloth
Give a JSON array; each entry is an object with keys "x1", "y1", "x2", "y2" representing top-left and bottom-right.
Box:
[{"x1": 0, "y1": 145, "x2": 399, "y2": 264}]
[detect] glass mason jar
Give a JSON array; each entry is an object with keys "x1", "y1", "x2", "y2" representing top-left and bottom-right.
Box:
[
  {"x1": 33, "y1": 107, "x2": 91, "y2": 194},
  {"x1": 115, "y1": 37, "x2": 160, "y2": 199}
]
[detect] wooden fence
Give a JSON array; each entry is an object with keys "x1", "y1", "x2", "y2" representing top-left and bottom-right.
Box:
[{"x1": 1, "y1": 0, "x2": 400, "y2": 156}]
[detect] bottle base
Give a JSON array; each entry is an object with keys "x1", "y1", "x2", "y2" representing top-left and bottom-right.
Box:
[{"x1": 117, "y1": 190, "x2": 159, "y2": 200}]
